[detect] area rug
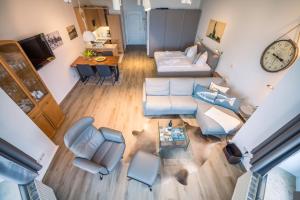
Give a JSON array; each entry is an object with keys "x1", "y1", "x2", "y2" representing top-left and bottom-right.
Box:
[{"x1": 130, "y1": 116, "x2": 224, "y2": 186}]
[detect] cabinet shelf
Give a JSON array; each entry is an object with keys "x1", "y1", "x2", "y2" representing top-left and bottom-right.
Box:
[{"x1": 0, "y1": 40, "x2": 64, "y2": 140}]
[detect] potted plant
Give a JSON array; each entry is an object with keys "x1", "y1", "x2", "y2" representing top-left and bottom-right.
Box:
[{"x1": 82, "y1": 50, "x2": 95, "y2": 60}]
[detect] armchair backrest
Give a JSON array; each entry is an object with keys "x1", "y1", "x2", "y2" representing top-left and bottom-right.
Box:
[{"x1": 64, "y1": 117, "x2": 105, "y2": 159}]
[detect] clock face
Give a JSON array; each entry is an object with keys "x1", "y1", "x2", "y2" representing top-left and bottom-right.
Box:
[{"x1": 261, "y1": 39, "x2": 298, "y2": 72}]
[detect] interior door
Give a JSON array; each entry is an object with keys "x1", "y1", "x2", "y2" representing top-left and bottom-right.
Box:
[{"x1": 125, "y1": 11, "x2": 146, "y2": 45}]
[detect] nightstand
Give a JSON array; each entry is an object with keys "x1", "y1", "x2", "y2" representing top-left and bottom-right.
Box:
[{"x1": 237, "y1": 104, "x2": 256, "y2": 122}]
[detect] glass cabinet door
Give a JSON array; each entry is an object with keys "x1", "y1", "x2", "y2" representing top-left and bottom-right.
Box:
[
  {"x1": 0, "y1": 43, "x2": 48, "y2": 102},
  {"x1": 0, "y1": 62, "x2": 35, "y2": 114}
]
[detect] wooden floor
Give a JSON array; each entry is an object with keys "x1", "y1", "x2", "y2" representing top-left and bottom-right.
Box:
[{"x1": 44, "y1": 46, "x2": 244, "y2": 200}]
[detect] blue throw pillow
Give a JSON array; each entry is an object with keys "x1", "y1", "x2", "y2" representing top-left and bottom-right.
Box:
[
  {"x1": 193, "y1": 84, "x2": 218, "y2": 104},
  {"x1": 215, "y1": 92, "x2": 240, "y2": 112}
]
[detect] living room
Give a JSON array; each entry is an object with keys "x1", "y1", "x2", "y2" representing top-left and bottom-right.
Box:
[{"x1": 0, "y1": 0, "x2": 300, "y2": 200}]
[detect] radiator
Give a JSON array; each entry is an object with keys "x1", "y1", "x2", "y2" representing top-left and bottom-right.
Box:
[
  {"x1": 231, "y1": 172, "x2": 261, "y2": 200},
  {"x1": 26, "y1": 180, "x2": 57, "y2": 200}
]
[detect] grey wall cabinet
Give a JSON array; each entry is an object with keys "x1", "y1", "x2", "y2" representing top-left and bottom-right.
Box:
[{"x1": 149, "y1": 9, "x2": 201, "y2": 57}]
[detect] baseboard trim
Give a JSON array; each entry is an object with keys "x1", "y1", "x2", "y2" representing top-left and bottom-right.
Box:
[{"x1": 59, "y1": 80, "x2": 80, "y2": 107}]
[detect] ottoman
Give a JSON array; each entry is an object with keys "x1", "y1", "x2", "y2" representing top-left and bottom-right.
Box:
[{"x1": 127, "y1": 151, "x2": 160, "y2": 191}]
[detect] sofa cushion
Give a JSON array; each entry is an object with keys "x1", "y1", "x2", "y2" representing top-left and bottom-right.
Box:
[
  {"x1": 193, "y1": 84, "x2": 218, "y2": 104},
  {"x1": 194, "y1": 77, "x2": 225, "y2": 89},
  {"x1": 215, "y1": 92, "x2": 241, "y2": 112},
  {"x1": 196, "y1": 100, "x2": 242, "y2": 136},
  {"x1": 145, "y1": 96, "x2": 171, "y2": 114},
  {"x1": 170, "y1": 96, "x2": 197, "y2": 114},
  {"x1": 170, "y1": 78, "x2": 194, "y2": 96},
  {"x1": 145, "y1": 78, "x2": 169, "y2": 96},
  {"x1": 92, "y1": 141, "x2": 125, "y2": 172}
]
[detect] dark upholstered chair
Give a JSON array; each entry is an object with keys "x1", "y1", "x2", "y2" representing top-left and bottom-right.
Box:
[
  {"x1": 101, "y1": 51, "x2": 113, "y2": 56},
  {"x1": 95, "y1": 65, "x2": 116, "y2": 85},
  {"x1": 76, "y1": 64, "x2": 96, "y2": 84},
  {"x1": 64, "y1": 117, "x2": 125, "y2": 179}
]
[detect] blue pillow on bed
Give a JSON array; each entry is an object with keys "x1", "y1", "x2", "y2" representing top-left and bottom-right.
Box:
[
  {"x1": 193, "y1": 84, "x2": 218, "y2": 104},
  {"x1": 215, "y1": 92, "x2": 240, "y2": 112}
]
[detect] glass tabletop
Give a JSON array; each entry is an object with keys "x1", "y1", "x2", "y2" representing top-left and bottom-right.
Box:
[{"x1": 158, "y1": 119, "x2": 190, "y2": 150}]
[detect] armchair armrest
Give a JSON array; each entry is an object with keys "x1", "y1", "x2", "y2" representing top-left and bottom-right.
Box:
[
  {"x1": 73, "y1": 157, "x2": 107, "y2": 174},
  {"x1": 99, "y1": 127, "x2": 124, "y2": 143}
]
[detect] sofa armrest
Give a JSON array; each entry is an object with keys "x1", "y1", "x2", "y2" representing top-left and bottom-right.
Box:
[
  {"x1": 73, "y1": 157, "x2": 106, "y2": 174},
  {"x1": 99, "y1": 127, "x2": 124, "y2": 143}
]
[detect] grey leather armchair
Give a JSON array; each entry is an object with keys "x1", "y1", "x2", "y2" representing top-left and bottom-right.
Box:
[{"x1": 64, "y1": 117, "x2": 125, "y2": 179}]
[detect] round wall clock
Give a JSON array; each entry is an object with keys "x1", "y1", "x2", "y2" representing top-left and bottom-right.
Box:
[{"x1": 260, "y1": 39, "x2": 298, "y2": 72}]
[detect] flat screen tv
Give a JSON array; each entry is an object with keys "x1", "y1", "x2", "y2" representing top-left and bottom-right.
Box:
[{"x1": 19, "y1": 33, "x2": 55, "y2": 70}]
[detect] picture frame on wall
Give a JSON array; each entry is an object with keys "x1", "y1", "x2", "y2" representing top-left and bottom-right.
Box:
[
  {"x1": 45, "y1": 31, "x2": 63, "y2": 50},
  {"x1": 206, "y1": 19, "x2": 226, "y2": 43},
  {"x1": 66, "y1": 25, "x2": 78, "y2": 40}
]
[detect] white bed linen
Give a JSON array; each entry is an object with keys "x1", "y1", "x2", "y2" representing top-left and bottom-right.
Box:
[
  {"x1": 154, "y1": 50, "x2": 212, "y2": 73},
  {"x1": 154, "y1": 51, "x2": 186, "y2": 60}
]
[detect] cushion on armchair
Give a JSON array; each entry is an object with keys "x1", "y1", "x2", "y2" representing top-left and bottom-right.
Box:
[{"x1": 64, "y1": 117, "x2": 125, "y2": 175}]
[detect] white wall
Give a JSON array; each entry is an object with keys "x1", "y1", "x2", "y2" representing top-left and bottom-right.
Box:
[
  {"x1": 0, "y1": 0, "x2": 84, "y2": 103},
  {"x1": 0, "y1": 89, "x2": 58, "y2": 180},
  {"x1": 196, "y1": 0, "x2": 300, "y2": 106},
  {"x1": 232, "y1": 59, "x2": 300, "y2": 169}
]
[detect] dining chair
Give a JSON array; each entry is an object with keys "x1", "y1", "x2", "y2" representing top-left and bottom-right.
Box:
[
  {"x1": 95, "y1": 65, "x2": 116, "y2": 86},
  {"x1": 101, "y1": 51, "x2": 113, "y2": 56},
  {"x1": 76, "y1": 64, "x2": 96, "y2": 84}
]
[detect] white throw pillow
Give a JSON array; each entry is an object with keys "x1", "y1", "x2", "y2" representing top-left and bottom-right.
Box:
[
  {"x1": 196, "y1": 51, "x2": 208, "y2": 65},
  {"x1": 186, "y1": 45, "x2": 197, "y2": 59},
  {"x1": 184, "y1": 46, "x2": 190, "y2": 55},
  {"x1": 209, "y1": 82, "x2": 230, "y2": 93}
]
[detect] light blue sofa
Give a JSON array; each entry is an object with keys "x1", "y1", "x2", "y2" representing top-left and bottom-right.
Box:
[{"x1": 143, "y1": 77, "x2": 243, "y2": 136}]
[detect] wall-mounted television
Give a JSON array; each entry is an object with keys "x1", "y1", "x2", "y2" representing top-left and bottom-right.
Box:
[{"x1": 19, "y1": 33, "x2": 55, "y2": 70}]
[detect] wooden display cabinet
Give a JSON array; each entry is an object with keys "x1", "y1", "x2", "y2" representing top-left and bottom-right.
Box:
[{"x1": 0, "y1": 40, "x2": 64, "y2": 139}]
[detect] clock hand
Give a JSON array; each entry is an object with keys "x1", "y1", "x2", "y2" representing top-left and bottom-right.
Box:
[{"x1": 272, "y1": 53, "x2": 284, "y2": 62}]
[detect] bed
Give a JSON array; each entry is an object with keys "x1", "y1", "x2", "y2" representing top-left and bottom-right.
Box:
[{"x1": 154, "y1": 43, "x2": 221, "y2": 77}]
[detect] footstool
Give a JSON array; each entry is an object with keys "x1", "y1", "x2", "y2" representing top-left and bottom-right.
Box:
[{"x1": 127, "y1": 151, "x2": 160, "y2": 191}]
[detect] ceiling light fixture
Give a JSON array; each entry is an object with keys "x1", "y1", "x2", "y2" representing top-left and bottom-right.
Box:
[
  {"x1": 181, "y1": 0, "x2": 192, "y2": 5},
  {"x1": 77, "y1": 0, "x2": 96, "y2": 43},
  {"x1": 64, "y1": 0, "x2": 72, "y2": 4}
]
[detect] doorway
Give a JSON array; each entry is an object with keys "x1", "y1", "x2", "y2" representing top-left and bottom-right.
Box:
[{"x1": 122, "y1": 0, "x2": 146, "y2": 45}]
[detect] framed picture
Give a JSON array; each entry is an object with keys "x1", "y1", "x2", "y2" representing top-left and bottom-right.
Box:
[
  {"x1": 66, "y1": 25, "x2": 78, "y2": 40},
  {"x1": 45, "y1": 31, "x2": 63, "y2": 50},
  {"x1": 206, "y1": 19, "x2": 226, "y2": 43}
]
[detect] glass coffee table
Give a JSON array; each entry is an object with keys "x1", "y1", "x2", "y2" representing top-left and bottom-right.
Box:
[{"x1": 158, "y1": 119, "x2": 190, "y2": 154}]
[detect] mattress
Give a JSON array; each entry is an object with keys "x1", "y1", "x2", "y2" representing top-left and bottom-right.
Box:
[{"x1": 154, "y1": 51, "x2": 211, "y2": 73}]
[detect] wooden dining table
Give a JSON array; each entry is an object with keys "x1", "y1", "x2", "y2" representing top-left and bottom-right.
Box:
[{"x1": 70, "y1": 56, "x2": 120, "y2": 81}]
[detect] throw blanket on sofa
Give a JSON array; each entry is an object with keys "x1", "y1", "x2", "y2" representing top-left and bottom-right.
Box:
[{"x1": 205, "y1": 107, "x2": 241, "y2": 133}]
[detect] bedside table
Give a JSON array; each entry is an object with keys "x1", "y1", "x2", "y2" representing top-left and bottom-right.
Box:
[{"x1": 237, "y1": 104, "x2": 256, "y2": 122}]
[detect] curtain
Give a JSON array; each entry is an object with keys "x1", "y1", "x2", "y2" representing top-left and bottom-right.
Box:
[
  {"x1": 250, "y1": 113, "x2": 300, "y2": 175},
  {"x1": 0, "y1": 139, "x2": 42, "y2": 185}
]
